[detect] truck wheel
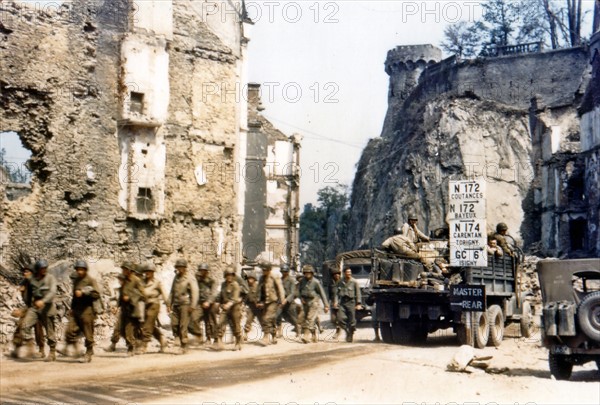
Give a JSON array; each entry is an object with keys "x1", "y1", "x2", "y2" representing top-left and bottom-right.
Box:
[
  {"x1": 411, "y1": 325, "x2": 428, "y2": 344},
  {"x1": 577, "y1": 291, "x2": 600, "y2": 342},
  {"x1": 520, "y1": 301, "x2": 535, "y2": 338},
  {"x1": 473, "y1": 311, "x2": 489, "y2": 349},
  {"x1": 549, "y1": 353, "x2": 572, "y2": 380},
  {"x1": 487, "y1": 305, "x2": 504, "y2": 347},
  {"x1": 391, "y1": 321, "x2": 412, "y2": 345},
  {"x1": 380, "y1": 322, "x2": 393, "y2": 344}
]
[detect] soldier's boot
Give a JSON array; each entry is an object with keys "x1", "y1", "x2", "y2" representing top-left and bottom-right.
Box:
[
  {"x1": 259, "y1": 333, "x2": 270, "y2": 347},
  {"x1": 276, "y1": 324, "x2": 283, "y2": 338},
  {"x1": 301, "y1": 330, "x2": 310, "y2": 344},
  {"x1": 104, "y1": 342, "x2": 116, "y2": 352},
  {"x1": 333, "y1": 327, "x2": 341, "y2": 339},
  {"x1": 36, "y1": 346, "x2": 45, "y2": 359},
  {"x1": 81, "y1": 349, "x2": 92, "y2": 363},
  {"x1": 44, "y1": 348, "x2": 56, "y2": 362},
  {"x1": 271, "y1": 332, "x2": 278, "y2": 345},
  {"x1": 213, "y1": 338, "x2": 223, "y2": 352},
  {"x1": 9, "y1": 345, "x2": 20, "y2": 359},
  {"x1": 311, "y1": 330, "x2": 318, "y2": 343},
  {"x1": 135, "y1": 342, "x2": 147, "y2": 355},
  {"x1": 159, "y1": 336, "x2": 167, "y2": 353},
  {"x1": 243, "y1": 331, "x2": 249, "y2": 342},
  {"x1": 295, "y1": 324, "x2": 302, "y2": 337},
  {"x1": 126, "y1": 346, "x2": 135, "y2": 357},
  {"x1": 346, "y1": 330, "x2": 354, "y2": 343},
  {"x1": 179, "y1": 344, "x2": 188, "y2": 355},
  {"x1": 374, "y1": 329, "x2": 381, "y2": 342},
  {"x1": 234, "y1": 336, "x2": 242, "y2": 351}
]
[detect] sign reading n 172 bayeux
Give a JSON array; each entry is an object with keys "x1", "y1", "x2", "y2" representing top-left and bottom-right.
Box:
[{"x1": 448, "y1": 178, "x2": 487, "y2": 267}]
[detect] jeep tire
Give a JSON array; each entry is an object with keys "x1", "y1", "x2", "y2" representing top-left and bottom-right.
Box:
[{"x1": 577, "y1": 291, "x2": 600, "y2": 342}]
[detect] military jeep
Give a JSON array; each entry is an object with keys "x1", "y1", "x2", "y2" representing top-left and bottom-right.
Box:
[{"x1": 537, "y1": 258, "x2": 600, "y2": 380}]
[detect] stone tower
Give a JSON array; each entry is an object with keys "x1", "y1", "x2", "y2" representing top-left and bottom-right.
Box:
[{"x1": 384, "y1": 44, "x2": 442, "y2": 101}]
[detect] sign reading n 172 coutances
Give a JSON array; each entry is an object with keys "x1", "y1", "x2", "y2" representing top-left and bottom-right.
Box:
[
  {"x1": 448, "y1": 178, "x2": 487, "y2": 267},
  {"x1": 450, "y1": 284, "x2": 486, "y2": 311}
]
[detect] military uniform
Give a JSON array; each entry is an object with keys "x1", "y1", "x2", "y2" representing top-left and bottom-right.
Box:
[
  {"x1": 258, "y1": 271, "x2": 285, "y2": 342},
  {"x1": 169, "y1": 268, "x2": 198, "y2": 351},
  {"x1": 190, "y1": 271, "x2": 219, "y2": 342},
  {"x1": 334, "y1": 275, "x2": 361, "y2": 342},
  {"x1": 65, "y1": 264, "x2": 101, "y2": 361},
  {"x1": 21, "y1": 263, "x2": 57, "y2": 355},
  {"x1": 244, "y1": 277, "x2": 262, "y2": 338},
  {"x1": 11, "y1": 266, "x2": 45, "y2": 358},
  {"x1": 217, "y1": 275, "x2": 242, "y2": 350},
  {"x1": 276, "y1": 273, "x2": 300, "y2": 336},
  {"x1": 298, "y1": 274, "x2": 328, "y2": 342},
  {"x1": 141, "y1": 274, "x2": 168, "y2": 350},
  {"x1": 329, "y1": 275, "x2": 342, "y2": 338},
  {"x1": 401, "y1": 222, "x2": 430, "y2": 243},
  {"x1": 119, "y1": 272, "x2": 146, "y2": 354},
  {"x1": 381, "y1": 234, "x2": 421, "y2": 260}
]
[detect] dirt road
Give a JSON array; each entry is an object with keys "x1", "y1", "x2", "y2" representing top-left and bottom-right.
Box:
[{"x1": 1, "y1": 322, "x2": 598, "y2": 405}]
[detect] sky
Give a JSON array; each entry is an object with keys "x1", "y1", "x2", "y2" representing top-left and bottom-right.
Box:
[{"x1": 1, "y1": 0, "x2": 596, "y2": 207}]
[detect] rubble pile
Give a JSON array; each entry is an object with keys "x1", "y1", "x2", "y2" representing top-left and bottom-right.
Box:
[{"x1": 519, "y1": 255, "x2": 543, "y2": 308}]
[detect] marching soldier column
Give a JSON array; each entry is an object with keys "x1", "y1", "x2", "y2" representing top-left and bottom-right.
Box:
[{"x1": 8, "y1": 258, "x2": 357, "y2": 363}]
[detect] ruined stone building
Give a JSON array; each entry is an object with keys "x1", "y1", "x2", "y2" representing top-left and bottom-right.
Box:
[
  {"x1": 0, "y1": 0, "x2": 255, "y2": 272},
  {"x1": 348, "y1": 41, "x2": 597, "y2": 258},
  {"x1": 243, "y1": 83, "x2": 301, "y2": 270}
]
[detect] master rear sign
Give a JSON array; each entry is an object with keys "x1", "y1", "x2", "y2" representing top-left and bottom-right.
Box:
[{"x1": 448, "y1": 179, "x2": 487, "y2": 267}]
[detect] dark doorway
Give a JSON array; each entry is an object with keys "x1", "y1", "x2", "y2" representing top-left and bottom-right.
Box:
[{"x1": 569, "y1": 218, "x2": 587, "y2": 252}]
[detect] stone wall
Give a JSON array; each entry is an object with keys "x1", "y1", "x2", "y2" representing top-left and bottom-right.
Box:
[
  {"x1": 0, "y1": 1, "x2": 248, "y2": 279},
  {"x1": 348, "y1": 45, "x2": 590, "y2": 251}
]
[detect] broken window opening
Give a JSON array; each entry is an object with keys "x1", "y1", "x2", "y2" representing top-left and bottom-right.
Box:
[
  {"x1": 0, "y1": 131, "x2": 32, "y2": 186},
  {"x1": 136, "y1": 187, "x2": 154, "y2": 214},
  {"x1": 569, "y1": 218, "x2": 587, "y2": 252},
  {"x1": 129, "y1": 92, "x2": 144, "y2": 114}
]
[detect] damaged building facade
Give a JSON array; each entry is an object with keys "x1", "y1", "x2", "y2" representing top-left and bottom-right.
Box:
[
  {"x1": 242, "y1": 83, "x2": 301, "y2": 269},
  {"x1": 0, "y1": 0, "x2": 256, "y2": 272}
]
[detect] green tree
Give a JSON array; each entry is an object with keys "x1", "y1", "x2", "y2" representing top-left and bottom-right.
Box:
[{"x1": 299, "y1": 185, "x2": 350, "y2": 268}]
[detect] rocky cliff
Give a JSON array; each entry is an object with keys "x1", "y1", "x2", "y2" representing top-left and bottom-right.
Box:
[{"x1": 348, "y1": 45, "x2": 589, "y2": 250}]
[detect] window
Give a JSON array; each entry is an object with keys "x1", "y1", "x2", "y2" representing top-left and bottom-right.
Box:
[
  {"x1": 129, "y1": 92, "x2": 144, "y2": 114},
  {"x1": 136, "y1": 187, "x2": 154, "y2": 214}
]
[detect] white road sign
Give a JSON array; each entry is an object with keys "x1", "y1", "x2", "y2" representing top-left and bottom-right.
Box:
[{"x1": 448, "y1": 179, "x2": 487, "y2": 267}]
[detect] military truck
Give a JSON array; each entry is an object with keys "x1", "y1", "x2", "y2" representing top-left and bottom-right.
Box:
[
  {"x1": 370, "y1": 243, "x2": 534, "y2": 347},
  {"x1": 537, "y1": 258, "x2": 600, "y2": 380},
  {"x1": 322, "y1": 250, "x2": 373, "y2": 321}
]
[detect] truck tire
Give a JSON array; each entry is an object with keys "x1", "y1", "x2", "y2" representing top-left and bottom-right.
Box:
[
  {"x1": 391, "y1": 321, "x2": 412, "y2": 345},
  {"x1": 520, "y1": 301, "x2": 535, "y2": 338},
  {"x1": 380, "y1": 322, "x2": 393, "y2": 344},
  {"x1": 549, "y1": 353, "x2": 572, "y2": 380},
  {"x1": 473, "y1": 311, "x2": 489, "y2": 349},
  {"x1": 576, "y1": 291, "x2": 600, "y2": 342},
  {"x1": 487, "y1": 305, "x2": 504, "y2": 347}
]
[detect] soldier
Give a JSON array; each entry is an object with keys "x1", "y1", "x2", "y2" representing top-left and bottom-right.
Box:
[
  {"x1": 60, "y1": 260, "x2": 101, "y2": 362},
  {"x1": 10, "y1": 263, "x2": 45, "y2": 359},
  {"x1": 189, "y1": 263, "x2": 219, "y2": 345},
  {"x1": 168, "y1": 259, "x2": 198, "y2": 354},
  {"x1": 243, "y1": 270, "x2": 262, "y2": 341},
  {"x1": 401, "y1": 213, "x2": 430, "y2": 244},
  {"x1": 257, "y1": 263, "x2": 285, "y2": 346},
  {"x1": 494, "y1": 223, "x2": 515, "y2": 257},
  {"x1": 328, "y1": 268, "x2": 342, "y2": 339},
  {"x1": 276, "y1": 264, "x2": 300, "y2": 338},
  {"x1": 139, "y1": 262, "x2": 168, "y2": 354},
  {"x1": 333, "y1": 268, "x2": 362, "y2": 342},
  {"x1": 298, "y1": 265, "x2": 329, "y2": 343},
  {"x1": 20, "y1": 260, "x2": 57, "y2": 361},
  {"x1": 215, "y1": 267, "x2": 243, "y2": 351},
  {"x1": 487, "y1": 235, "x2": 504, "y2": 257},
  {"x1": 119, "y1": 261, "x2": 146, "y2": 356}
]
